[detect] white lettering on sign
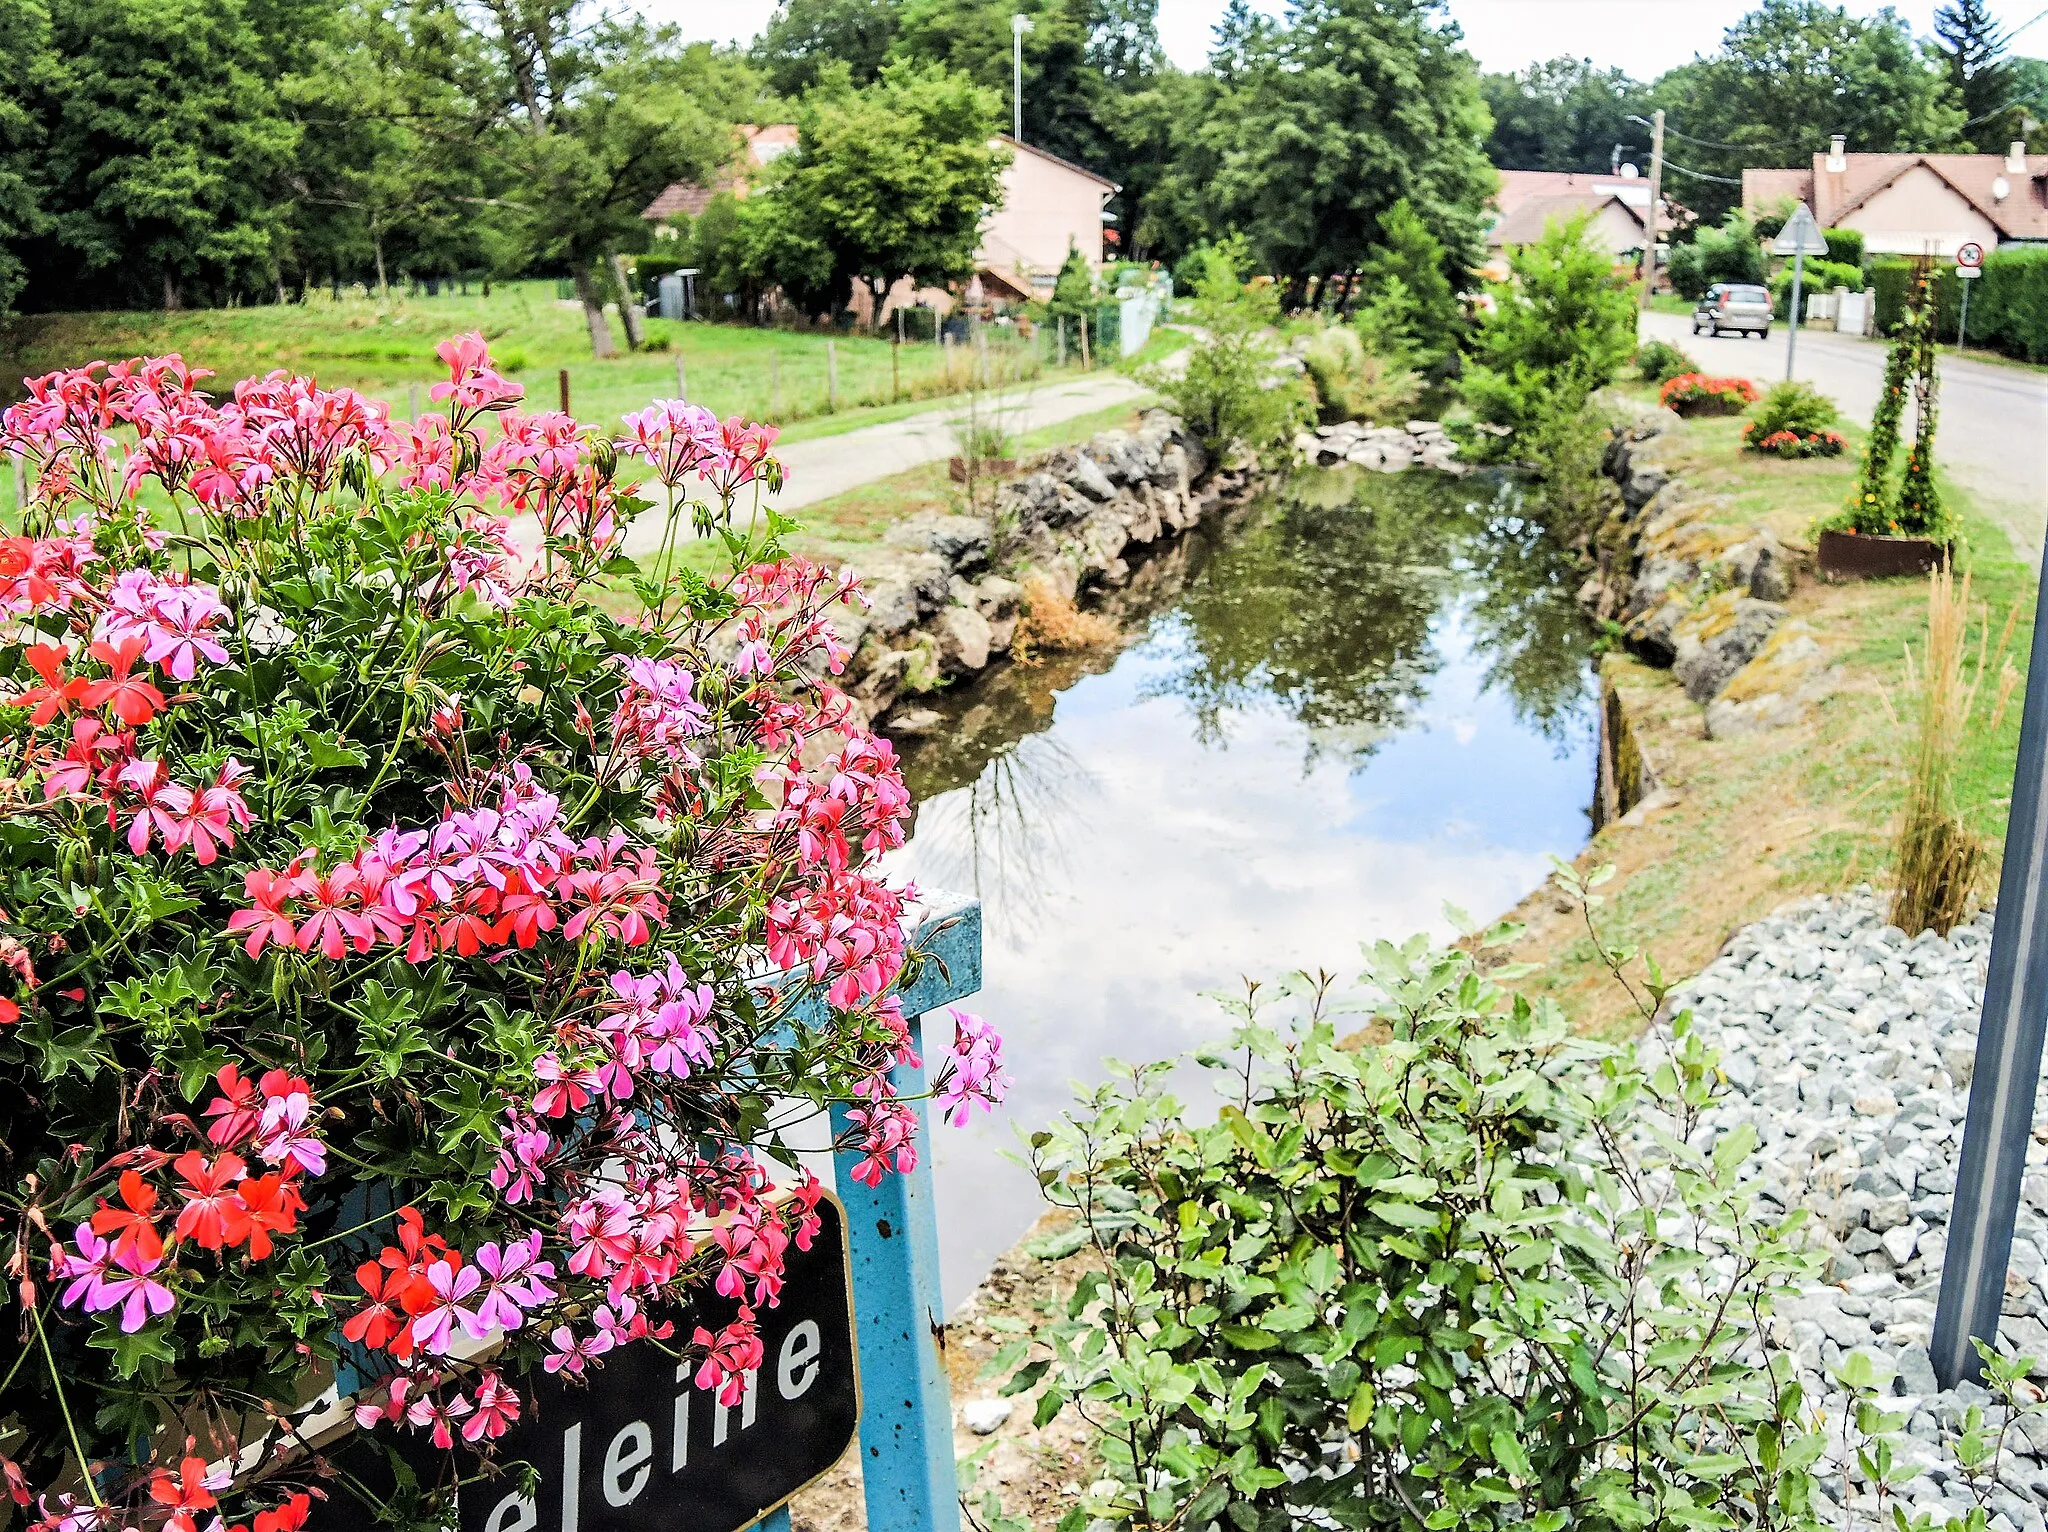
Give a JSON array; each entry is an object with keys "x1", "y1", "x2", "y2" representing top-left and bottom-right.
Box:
[
  {"x1": 603, "y1": 1421, "x2": 654, "y2": 1507},
  {"x1": 778, "y1": 1321, "x2": 822, "y2": 1401},
  {"x1": 711, "y1": 1370, "x2": 761, "y2": 1446},
  {"x1": 561, "y1": 1423, "x2": 582, "y2": 1532},
  {"x1": 482, "y1": 1493, "x2": 537, "y2": 1532},
  {"x1": 672, "y1": 1364, "x2": 690, "y2": 1471}
]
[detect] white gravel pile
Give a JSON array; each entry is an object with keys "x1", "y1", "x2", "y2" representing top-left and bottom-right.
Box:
[{"x1": 1659, "y1": 889, "x2": 2048, "y2": 1530}]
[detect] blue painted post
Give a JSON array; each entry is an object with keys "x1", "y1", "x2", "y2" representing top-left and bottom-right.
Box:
[
  {"x1": 822, "y1": 893, "x2": 981, "y2": 1532},
  {"x1": 831, "y1": 1012, "x2": 960, "y2": 1532}
]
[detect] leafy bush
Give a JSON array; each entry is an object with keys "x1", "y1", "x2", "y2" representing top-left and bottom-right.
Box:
[
  {"x1": 1352, "y1": 198, "x2": 1464, "y2": 373},
  {"x1": 1769, "y1": 258, "x2": 1865, "y2": 318},
  {"x1": 1660, "y1": 371, "x2": 1760, "y2": 415},
  {"x1": 0, "y1": 339, "x2": 1004, "y2": 1528},
  {"x1": 1001, "y1": 911, "x2": 1825, "y2": 1532},
  {"x1": 1459, "y1": 210, "x2": 1636, "y2": 456},
  {"x1": 1746, "y1": 378, "x2": 1839, "y2": 439},
  {"x1": 1147, "y1": 246, "x2": 1311, "y2": 464},
  {"x1": 1823, "y1": 226, "x2": 1864, "y2": 270},
  {"x1": 1665, "y1": 211, "x2": 1767, "y2": 300},
  {"x1": 1300, "y1": 324, "x2": 1421, "y2": 424},
  {"x1": 1634, "y1": 338, "x2": 1698, "y2": 384}
]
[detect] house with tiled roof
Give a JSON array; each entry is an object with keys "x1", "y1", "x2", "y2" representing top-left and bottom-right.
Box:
[
  {"x1": 641, "y1": 125, "x2": 799, "y2": 223},
  {"x1": 643, "y1": 129, "x2": 1117, "y2": 316},
  {"x1": 1483, "y1": 169, "x2": 1678, "y2": 277},
  {"x1": 1742, "y1": 136, "x2": 2048, "y2": 256}
]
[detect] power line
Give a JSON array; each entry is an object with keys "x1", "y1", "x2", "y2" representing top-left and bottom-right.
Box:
[{"x1": 1658, "y1": 156, "x2": 1745, "y2": 185}]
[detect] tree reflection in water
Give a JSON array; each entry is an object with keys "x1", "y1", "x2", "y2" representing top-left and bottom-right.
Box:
[
  {"x1": 891, "y1": 467, "x2": 1596, "y2": 924},
  {"x1": 1148, "y1": 471, "x2": 1594, "y2": 761}
]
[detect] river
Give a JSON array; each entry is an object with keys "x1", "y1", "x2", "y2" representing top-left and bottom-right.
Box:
[{"x1": 882, "y1": 467, "x2": 1601, "y2": 1301}]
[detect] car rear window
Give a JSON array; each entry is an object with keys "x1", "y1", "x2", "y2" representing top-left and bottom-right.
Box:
[{"x1": 1731, "y1": 286, "x2": 1769, "y2": 302}]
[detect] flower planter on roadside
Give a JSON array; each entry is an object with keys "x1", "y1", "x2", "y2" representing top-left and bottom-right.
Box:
[{"x1": 1817, "y1": 529, "x2": 1952, "y2": 580}]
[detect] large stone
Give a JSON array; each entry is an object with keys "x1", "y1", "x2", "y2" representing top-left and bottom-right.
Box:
[
  {"x1": 1623, "y1": 463, "x2": 1671, "y2": 512},
  {"x1": 974, "y1": 575, "x2": 1023, "y2": 621},
  {"x1": 885, "y1": 513, "x2": 992, "y2": 568},
  {"x1": 1064, "y1": 452, "x2": 1118, "y2": 502},
  {"x1": 1623, "y1": 592, "x2": 1694, "y2": 668},
  {"x1": 1672, "y1": 592, "x2": 1787, "y2": 704},
  {"x1": 934, "y1": 605, "x2": 993, "y2": 674},
  {"x1": 1704, "y1": 623, "x2": 1832, "y2": 739}
]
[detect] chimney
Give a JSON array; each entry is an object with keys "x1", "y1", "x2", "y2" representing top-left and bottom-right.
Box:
[
  {"x1": 2009, "y1": 139, "x2": 2029, "y2": 174},
  {"x1": 1828, "y1": 135, "x2": 1847, "y2": 172}
]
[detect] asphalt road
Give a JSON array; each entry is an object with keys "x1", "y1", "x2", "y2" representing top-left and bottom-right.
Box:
[{"x1": 1641, "y1": 310, "x2": 2048, "y2": 564}]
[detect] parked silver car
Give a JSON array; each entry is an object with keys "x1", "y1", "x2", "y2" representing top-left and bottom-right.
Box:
[{"x1": 1692, "y1": 283, "x2": 1773, "y2": 338}]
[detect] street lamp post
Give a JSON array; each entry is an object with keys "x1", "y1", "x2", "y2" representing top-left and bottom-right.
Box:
[{"x1": 1012, "y1": 14, "x2": 1032, "y2": 142}]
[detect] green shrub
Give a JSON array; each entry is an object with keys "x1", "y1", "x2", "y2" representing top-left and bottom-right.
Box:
[
  {"x1": 1147, "y1": 246, "x2": 1311, "y2": 462},
  {"x1": 1747, "y1": 378, "x2": 1839, "y2": 438},
  {"x1": 1459, "y1": 210, "x2": 1636, "y2": 456},
  {"x1": 1665, "y1": 239, "x2": 1707, "y2": 300},
  {"x1": 1958, "y1": 243, "x2": 2048, "y2": 360},
  {"x1": 1634, "y1": 337, "x2": 1698, "y2": 384},
  {"x1": 1869, "y1": 257, "x2": 1915, "y2": 334},
  {"x1": 1300, "y1": 324, "x2": 1420, "y2": 424},
  {"x1": 1823, "y1": 227, "x2": 1865, "y2": 270},
  {"x1": 999, "y1": 919, "x2": 1825, "y2": 1532},
  {"x1": 1769, "y1": 258, "x2": 1864, "y2": 318}
]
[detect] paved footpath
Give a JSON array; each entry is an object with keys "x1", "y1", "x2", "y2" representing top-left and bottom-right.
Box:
[
  {"x1": 508, "y1": 369, "x2": 1153, "y2": 561},
  {"x1": 1642, "y1": 311, "x2": 2048, "y2": 565}
]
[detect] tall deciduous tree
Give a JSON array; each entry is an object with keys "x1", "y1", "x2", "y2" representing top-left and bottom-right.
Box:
[
  {"x1": 409, "y1": 3, "x2": 741, "y2": 356},
  {"x1": 32, "y1": 0, "x2": 311, "y2": 309},
  {"x1": 1649, "y1": 0, "x2": 1965, "y2": 222},
  {"x1": 754, "y1": 0, "x2": 901, "y2": 97},
  {"x1": 737, "y1": 60, "x2": 1006, "y2": 317},
  {"x1": 1166, "y1": 0, "x2": 1495, "y2": 303},
  {"x1": 0, "y1": 0, "x2": 51, "y2": 316},
  {"x1": 1482, "y1": 56, "x2": 1653, "y2": 172}
]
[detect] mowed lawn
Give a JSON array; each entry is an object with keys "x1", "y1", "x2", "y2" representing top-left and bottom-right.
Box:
[{"x1": 0, "y1": 280, "x2": 1064, "y2": 441}]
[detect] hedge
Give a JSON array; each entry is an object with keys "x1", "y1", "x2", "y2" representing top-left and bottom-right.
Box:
[
  {"x1": 1823, "y1": 228, "x2": 1865, "y2": 270},
  {"x1": 1868, "y1": 246, "x2": 2048, "y2": 358},
  {"x1": 1770, "y1": 259, "x2": 1864, "y2": 318}
]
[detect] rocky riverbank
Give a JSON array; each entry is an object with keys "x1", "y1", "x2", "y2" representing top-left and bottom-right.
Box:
[
  {"x1": 826, "y1": 409, "x2": 1259, "y2": 729},
  {"x1": 1659, "y1": 891, "x2": 2048, "y2": 1531},
  {"x1": 1586, "y1": 406, "x2": 1835, "y2": 744}
]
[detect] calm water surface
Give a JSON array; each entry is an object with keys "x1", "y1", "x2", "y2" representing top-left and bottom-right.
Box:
[{"x1": 883, "y1": 469, "x2": 1600, "y2": 1300}]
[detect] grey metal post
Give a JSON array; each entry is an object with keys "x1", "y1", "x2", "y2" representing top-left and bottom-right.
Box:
[
  {"x1": 1960, "y1": 278, "x2": 1973, "y2": 353},
  {"x1": 1931, "y1": 546, "x2": 2048, "y2": 1385},
  {"x1": 1785, "y1": 249, "x2": 1805, "y2": 382}
]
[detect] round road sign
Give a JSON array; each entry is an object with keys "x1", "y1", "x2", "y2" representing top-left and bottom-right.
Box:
[{"x1": 1958, "y1": 241, "x2": 1985, "y2": 269}]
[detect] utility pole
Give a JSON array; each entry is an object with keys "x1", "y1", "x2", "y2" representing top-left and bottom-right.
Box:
[
  {"x1": 1640, "y1": 109, "x2": 1665, "y2": 309},
  {"x1": 1011, "y1": 14, "x2": 1032, "y2": 142}
]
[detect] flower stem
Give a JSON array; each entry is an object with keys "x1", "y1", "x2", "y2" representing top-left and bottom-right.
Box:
[{"x1": 33, "y1": 1304, "x2": 103, "y2": 1507}]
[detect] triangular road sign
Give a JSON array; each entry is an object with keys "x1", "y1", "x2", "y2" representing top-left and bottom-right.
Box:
[{"x1": 1772, "y1": 201, "x2": 1830, "y2": 257}]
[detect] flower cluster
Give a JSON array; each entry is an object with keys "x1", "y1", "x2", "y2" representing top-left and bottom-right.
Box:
[
  {"x1": 0, "y1": 335, "x2": 1001, "y2": 1532},
  {"x1": 1658, "y1": 372, "x2": 1761, "y2": 416},
  {"x1": 1742, "y1": 423, "x2": 1847, "y2": 459}
]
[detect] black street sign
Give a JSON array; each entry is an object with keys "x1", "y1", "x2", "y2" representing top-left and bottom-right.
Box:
[{"x1": 316, "y1": 1195, "x2": 861, "y2": 1532}]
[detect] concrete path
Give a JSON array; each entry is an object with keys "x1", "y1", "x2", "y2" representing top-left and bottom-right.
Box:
[
  {"x1": 1641, "y1": 311, "x2": 2048, "y2": 565},
  {"x1": 506, "y1": 369, "x2": 1154, "y2": 561}
]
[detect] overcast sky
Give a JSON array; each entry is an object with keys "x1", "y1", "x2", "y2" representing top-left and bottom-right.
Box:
[{"x1": 643, "y1": 0, "x2": 2048, "y2": 79}]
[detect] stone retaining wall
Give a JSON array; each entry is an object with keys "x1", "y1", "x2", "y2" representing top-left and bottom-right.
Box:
[
  {"x1": 832, "y1": 410, "x2": 1259, "y2": 727},
  {"x1": 1586, "y1": 406, "x2": 1835, "y2": 743}
]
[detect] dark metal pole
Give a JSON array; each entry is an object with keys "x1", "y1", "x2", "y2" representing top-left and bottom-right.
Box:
[{"x1": 1932, "y1": 547, "x2": 2048, "y2": 1386}]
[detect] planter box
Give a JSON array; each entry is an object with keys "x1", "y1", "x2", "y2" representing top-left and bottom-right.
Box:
[
  {"x1": 1817, "y1": 529, "x2": 1952, "y2": 581},
  {"x1": 948, "y1": 456, "x2": 1016, "y2": 482}
]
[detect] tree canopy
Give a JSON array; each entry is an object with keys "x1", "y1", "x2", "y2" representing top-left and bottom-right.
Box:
[{"x1": 1483, "y1": 57, "x2": 1652, "y2": 173}]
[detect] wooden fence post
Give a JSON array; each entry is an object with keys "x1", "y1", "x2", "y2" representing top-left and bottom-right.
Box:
[
  {"x1": 558, "y1": 369, "x2": 571, "y2": 416},
  {"x1": 407, "y1": 382, "x2": 420, "y2": 422},
  {"x1": 675, "y1": 354, "x2": 687, "y2": 400}
]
